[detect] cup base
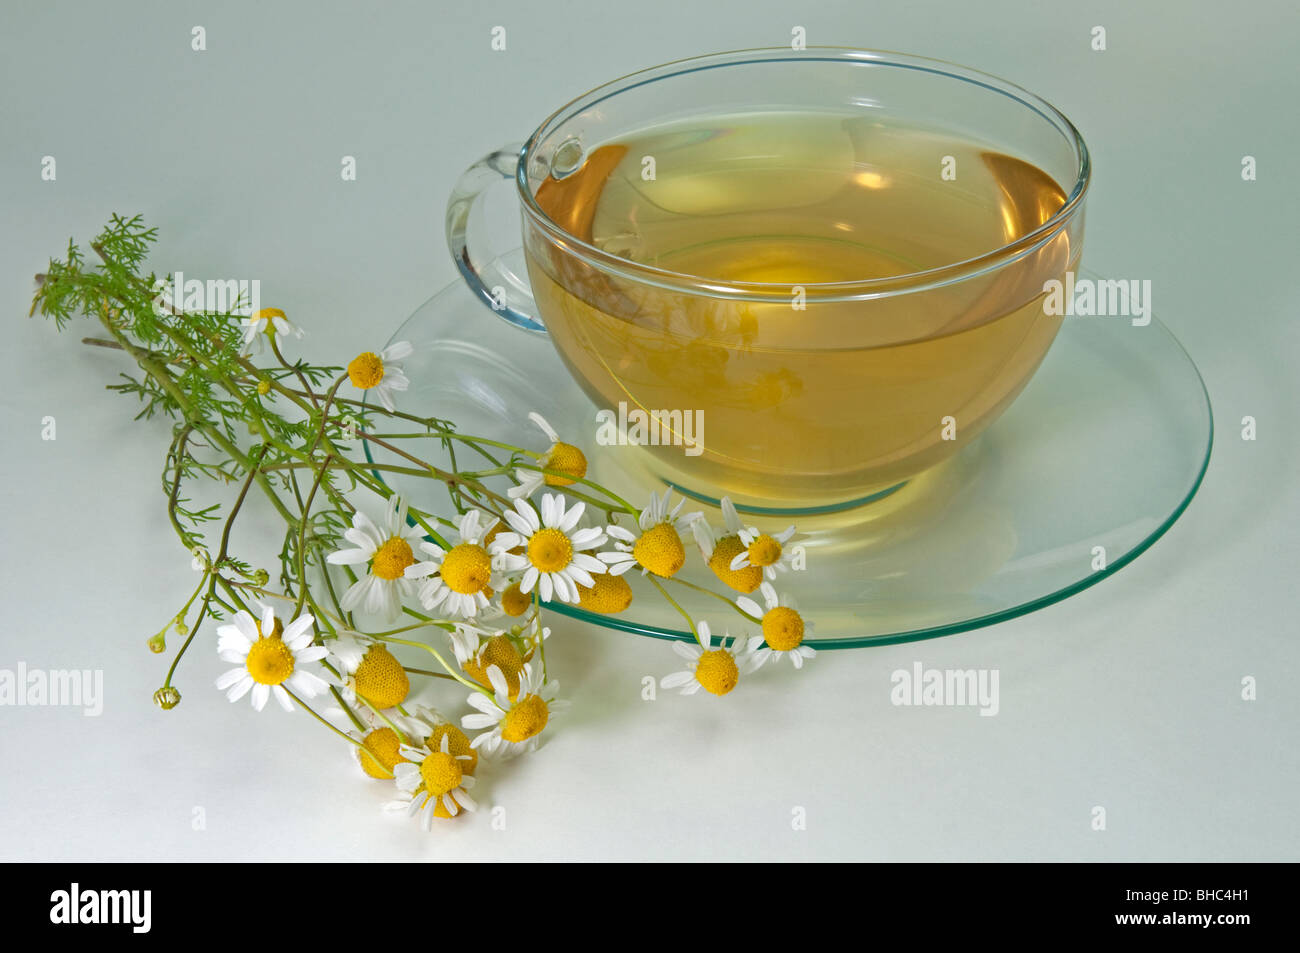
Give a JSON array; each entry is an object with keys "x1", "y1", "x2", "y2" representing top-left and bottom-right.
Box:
[{"x1": 663, "y1": 476, "x2": 910, "y2": 517}]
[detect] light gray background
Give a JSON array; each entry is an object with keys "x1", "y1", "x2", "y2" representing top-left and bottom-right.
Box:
[{"x1": 1, "y1": 0, "x2": 1296, "y2": 861}]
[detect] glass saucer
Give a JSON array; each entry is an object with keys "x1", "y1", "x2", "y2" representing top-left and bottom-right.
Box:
[{"x1": 367, "y1": 274, "x2": 1212, "y2": 649}]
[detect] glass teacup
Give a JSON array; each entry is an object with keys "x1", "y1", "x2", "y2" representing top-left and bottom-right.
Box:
[{"x1": 447, "y1": 48, "x2": 1089, "y2": 512}]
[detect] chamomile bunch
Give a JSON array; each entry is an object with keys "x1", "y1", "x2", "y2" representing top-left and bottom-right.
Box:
[{"x1": 34, "y1": 216, "x2": 835, "y2": 831}]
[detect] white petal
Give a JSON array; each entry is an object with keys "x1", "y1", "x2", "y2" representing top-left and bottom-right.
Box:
[
  {"x1": 233, "y1": 611, "x2": 259, "y2": 642},
  {"x1": 540, "y1": 493, "x2": 562, "y2": 528},
  {"x1": 512, "y1": 498, "x2": 541, "y2": 533},
  {"x1": 328, "y1": 547, "x2": 373, "y2": 566},
  {"x1": 486, "y1": 665, "x2": 510, "y2": 699},
  {"x1": 224, "y1": 674, "x2": 254, "y2": 702},
  {"x1": 528, "y1": 412, "x2": 560, "y2": 444},
  {"x1": 215, "y1": 668, "x2": 246, "y2": 690}
]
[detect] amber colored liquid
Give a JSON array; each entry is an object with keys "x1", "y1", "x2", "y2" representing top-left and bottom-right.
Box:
[{"x1": 525, "y1": 113, "x2": 1077, "y2": 507}]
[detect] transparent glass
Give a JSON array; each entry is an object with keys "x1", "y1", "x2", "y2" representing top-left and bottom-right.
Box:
[
  {"x1": 448, "y1": 48, "x2": 1091, "y2": 512},
  {"x1": 365, "y1": 275, "x2": 1212, "y2": 648}
]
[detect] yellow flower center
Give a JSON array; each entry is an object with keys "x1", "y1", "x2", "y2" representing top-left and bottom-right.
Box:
[
  {"x1": 746, "y1": 534, "x2": 783, "y2": 568},
  {"x1": 353, "y1": 645, "x2": 410, "y2": 708},
  {"x1": 256, "y1": 379, "x2": 271, "y2": 395},
  {"x1": 253, "y1": 308, "x2": 284, "y2": 335},
  {"x1": 501, "y1": 694, "x2": 549, "y2": 743},
  {"x1": 500, "y1": 582, "x2": 531, "y2": 617},
  {"x1": 440, "y1": 543, "x2": 492, "y2": 594},
  {"x1": 371, "y1": 536, "x2": 415, "y2": 580},
  {"x1": 347, "y1": 351, "x2": 385, "y2": 389},
  {"x1": 424, "y1": 723, "x2": 477, "y2": 776},
  {"x1": 708, "y1": 535, "x2": 763, "y2": 593},
  {"x1": 632, "y1": 523, "x2": 686, "y2": 577},
  {"x1": 419, "y1": 751, "x2": 463, "y2": 797},
  {"x1": 762, "y1": 606, "x2": 805, "y2": 651},
  {"x1": 358, "y1": 726, "x2": 405, "y2": 779},
  {"x1": 576, "y1": 573, "x2": 633, "y2": 614},
  {"x1": 245, "y1": 636, "x2": 295, "y2": 686},
  {"x1": 694, "y1": 649, "x2": 740, "y2": 696},
  {"x1": 463, "y1": 635, "x2": 525, "y2": 699},
  {"x1": 541, "y1": 442, "x2": 587, "y2": 486},
  {"x1": 527, "y1": 527, "x2": 573, "y2": 574}
]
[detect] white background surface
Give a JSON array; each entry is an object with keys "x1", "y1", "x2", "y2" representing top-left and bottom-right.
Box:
[{"x1": 1, "y1": 0, "x2": 1296, "y2": 861}]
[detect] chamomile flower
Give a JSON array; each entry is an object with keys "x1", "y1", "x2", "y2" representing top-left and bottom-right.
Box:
[
  {"x1": 404, "y1": 509, "x2": 502, "y2": 618},
  {"x1": 729, "y1": 505, "x2": 797, "y2": 580},
  {"x1": 575, "y1": 572, "x2": 634, "y2": 614},
  {"x1": 239, "y1": 307, "x2": 301, "y2": 355},
  {"x1": 327, "y1": 632, "x2": 410, "y2": 709},
  {"x1": 498, "y1": 579, "x2": 533, "y2": 617},
  {"x1": 326, "y1": 495, "x2": 426, "y2": 621},
  {"x1": 738, "y1": 582, "x2": 816, "y2": 669},
  {"x1": 491, "y1": 493, "x2": 607, "y2": 604},
  {"x1": 346, "y1": 341, "x2": 412, "y2": 412},
  {"x1": 349, "y1": 724, "x2": 409, "y2": 779},
  {"x1": 691, "y1": 497, "x2": 763, "y2": 593},
  {"x1": 508, "y1": 412, "x2": 588, "y2": 499},
  {"x1": 660, "y1": 621, "x2": 762, "y2": 697},
  {"x1": 600, "y1": 489, "x2": 701, "y2": 578},
  {"x1": 462, "y1": 661, "x2": 567, "y2": 759},
  {"x1": 214, "y1": 604, "x2": 329, "y2": 711},
  {"x1": 460, "y1": 627, "x2": 547, "y2": 700},
  {"x1": 408, "y1": 705, "x2": 479, "y2": 778},
  {"x1": 387, "y1": 735, "x2": 479, "y2": 829}
]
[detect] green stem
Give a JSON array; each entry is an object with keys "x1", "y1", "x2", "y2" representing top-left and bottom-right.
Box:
[
  {"x1": 647, "y1": 574, "x2": 700, "y2": 643},
  {"x1": 284, "y1": 689, "x2": 364, "y2": 746}
]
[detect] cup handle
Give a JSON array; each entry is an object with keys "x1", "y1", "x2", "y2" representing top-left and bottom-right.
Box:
[{"x1": 445, "y1": 142, "x2": 547, "y2": 333}]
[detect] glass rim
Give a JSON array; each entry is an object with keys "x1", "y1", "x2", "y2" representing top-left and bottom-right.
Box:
[{"x1": 517, "y1": 46, "x2": 1091, "y2": 302}]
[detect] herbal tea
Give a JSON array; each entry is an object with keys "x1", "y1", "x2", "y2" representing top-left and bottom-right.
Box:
[{"x1": 525, "y1": 112, "x2": 1077, "y2": 506}]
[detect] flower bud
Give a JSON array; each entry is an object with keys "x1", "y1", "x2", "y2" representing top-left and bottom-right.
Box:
[
  {"x1": 147, "y1": 633, "x2": 167, "y2": 654},
  {"x1": 153, "y1": 686, "x2": 181, "y2": 710}
]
